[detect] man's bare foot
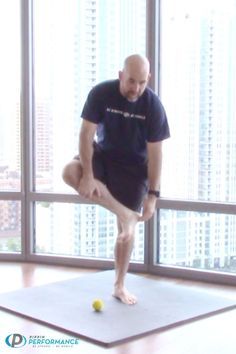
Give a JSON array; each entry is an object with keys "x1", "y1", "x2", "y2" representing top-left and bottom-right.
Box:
[{"x1": 113, "y1": 286, "x2": 137, "y2": 305}]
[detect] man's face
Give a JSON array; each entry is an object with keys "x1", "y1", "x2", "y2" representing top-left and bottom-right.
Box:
[{"x1": 119, "y1": 67, "x2": 150, "y2": 102}]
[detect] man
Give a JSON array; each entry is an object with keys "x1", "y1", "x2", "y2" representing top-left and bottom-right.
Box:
[{"x1": 62, "y1": 54, "x2": 170, "y2": 305}]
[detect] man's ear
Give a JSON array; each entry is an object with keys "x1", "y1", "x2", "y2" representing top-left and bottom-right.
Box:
[{"x1": 118, "y1": 70, "x2": 123, "y2": 80}]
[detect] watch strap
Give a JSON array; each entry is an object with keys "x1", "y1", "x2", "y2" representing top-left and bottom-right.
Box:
[{"x1": 148, "y1": 190, "x2": 160, "y2": 198}]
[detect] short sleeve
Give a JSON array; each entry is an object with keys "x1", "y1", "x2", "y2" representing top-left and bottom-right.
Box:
[
  {"x1": 81, "y1": 85, "x2": 104, "y2": 124},
  {"x1": 146, "y1": 95, "x2": 170, "y2": 142}
]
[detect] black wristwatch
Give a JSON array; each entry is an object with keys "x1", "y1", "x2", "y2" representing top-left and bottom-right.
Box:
[{"x1": 148, "y1": 190, "x2": 160, "y2": 198}]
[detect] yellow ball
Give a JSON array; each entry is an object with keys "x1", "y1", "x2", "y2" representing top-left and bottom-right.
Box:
[{"x1": 92, "y1": 299, "x2": 104, "y2": 312}]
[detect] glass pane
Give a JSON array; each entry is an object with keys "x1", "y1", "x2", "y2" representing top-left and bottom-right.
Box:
[
  {"x1": 160, "y1": 0, "x2": 236, "y2": 202},
  {"x1": 0, "y1": 200, "x2": 21, "y2": 253},
  {"x1": 33, "y1": 0, "x2": 146, "y2": 192},
  {"x1": 159, "y1": 209, "x2": 236, "y2": 273},
  {"x1": 0, "y1": 1, "x2": 21, "y2": 191},
  {"x1": 35, "y1": 202, "x2": 144, "y2": 262}
]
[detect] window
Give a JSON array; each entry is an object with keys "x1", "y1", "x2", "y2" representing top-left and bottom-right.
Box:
[
  {"x1": 35, "y1": 202, "x2": 144, "y2": 261},
  {"x1": 32, "y1": 0, "x2": 146, "y2": 261},
  {"x1": 161, "y1": 0, "x2": 236, "y2": 203},
  {"x1": 1, "y1": 1, "x2": 235, "y2": 283},
  {"x1": 159, "y1": 0, "x2": 236, "y2": 273},
  {"x1": 0, "y1": 1, "x2": 21, "y2": 253},
  {"x1": 159, "y1": 209, "x2": 236, "y2": 273}
]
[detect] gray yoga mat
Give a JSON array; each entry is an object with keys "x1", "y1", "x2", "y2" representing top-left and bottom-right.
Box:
[{"x1": 0, "y1": 270, "x2": 235, "y2": 347}]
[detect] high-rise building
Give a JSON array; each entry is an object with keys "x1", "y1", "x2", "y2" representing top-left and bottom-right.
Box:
[
  {"x1": 34, "y1": 0, "x2": 146, "y2": 261},
  {"x1": 160, "y1": 2, "x2": 236, "y2": 271}
]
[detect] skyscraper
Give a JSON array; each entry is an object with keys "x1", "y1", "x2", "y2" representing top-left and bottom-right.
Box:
[
  {"x1": 34, "y1": 0, "x2": 146, "y2": 260},
  {"x1": 160, "y1": 1, "x2": 236, "y2": 271}
]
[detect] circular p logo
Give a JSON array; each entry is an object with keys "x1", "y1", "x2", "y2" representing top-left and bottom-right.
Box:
[{"x1": 5, "y1": 333, "x2": 27, "y2": 348}]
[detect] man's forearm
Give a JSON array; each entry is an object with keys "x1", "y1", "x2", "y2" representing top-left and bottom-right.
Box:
[
  {"x1": 79, "y1": 135, "x2": 94, "y2": 178},
  {"x1": 147, "y1": 141, "x2": 163, "y2": 191},
  {"x1": 79, "y1": 120, "x2": 97, "y2": 178}
]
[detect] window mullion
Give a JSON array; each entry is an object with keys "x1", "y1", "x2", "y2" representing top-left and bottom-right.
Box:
[{"x1": 21, "y1": 0, "x2": 34, "y2": 259}]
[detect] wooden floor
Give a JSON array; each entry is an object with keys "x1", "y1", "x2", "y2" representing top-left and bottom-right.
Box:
[{"x1": 0, "y1": 262, "x2": 236, "y2": 354}]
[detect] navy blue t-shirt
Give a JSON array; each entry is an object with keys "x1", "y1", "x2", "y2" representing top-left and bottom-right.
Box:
[{"x1": 81, "y1": 79, "x2": 170, "y2": 165}]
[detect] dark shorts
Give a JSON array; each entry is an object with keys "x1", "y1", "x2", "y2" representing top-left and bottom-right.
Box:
[{"x1": 74, "y1": 143, "x2": 148, "y2": 212}]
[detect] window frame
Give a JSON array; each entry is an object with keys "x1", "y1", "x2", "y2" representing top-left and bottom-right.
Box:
[
  {"x1": 21, "y1": 0, "x2": 149, "y2": 272},
  {"x1": 0, "y1": 0, "x2": 235, "y2": 286},
  {"x1": 147, "y1": 0, "x2": 236, "y2": 285}
]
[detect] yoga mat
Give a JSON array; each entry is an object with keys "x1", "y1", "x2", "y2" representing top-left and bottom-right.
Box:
[{"x1": 0, "y1": 270, "x2": 235, "y2": 347}]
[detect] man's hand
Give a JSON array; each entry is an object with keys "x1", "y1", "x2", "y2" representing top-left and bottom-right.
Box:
[
  {"x1": 78, "y1": 175, "x2": 101, "y2": 199},
  {"x1": 139, "y1": 195, "x2": 158, "y2": 222}
]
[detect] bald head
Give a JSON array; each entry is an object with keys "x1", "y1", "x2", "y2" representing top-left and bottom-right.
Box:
[
  {"x1": 123, "y1": 54, "x2": 150, "y2": 75},
  {"x1": 119, "y1": 54, "x2": 151, "y2": 102}
]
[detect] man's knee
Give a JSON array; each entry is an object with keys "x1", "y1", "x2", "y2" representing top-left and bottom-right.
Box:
[
  {"x1": 117, "y1": 231, "x2": 134, "y2": 244},
  {"x1": 61, "y1": 163, "x2": 71, "y2": 184},
  {"x1": 62, "y1": 160, "x2": 81, "y2": 186}
]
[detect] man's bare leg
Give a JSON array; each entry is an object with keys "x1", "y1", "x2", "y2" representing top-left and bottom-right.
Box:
[
  {"x1": 62, "y1": 160, "x2": 139, "y2": 227},
  {"x1": 85, "y1": 185, "x2": 139, "y2": 304},
  {"x1": 62, "y1": 161, "x2": 140, "y2": 304},
  {"x1": 113, "y1": 219, "x2": 137, "y2": 304}
]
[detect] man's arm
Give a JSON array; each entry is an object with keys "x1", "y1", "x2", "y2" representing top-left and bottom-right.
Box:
[
  {"x1": 78, "y1": 119, "x2": 100, "y2": 198},
  {"x1": 140, "y1": 141, "x2": 163, "y2": 221},
  {"x1": 147, "y1": 140, "x2": 162, "y2": 191}
]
